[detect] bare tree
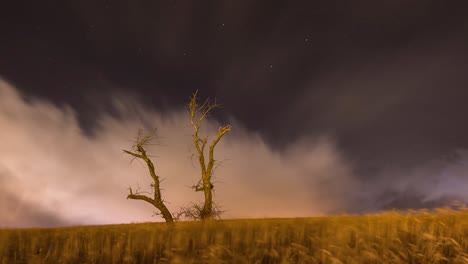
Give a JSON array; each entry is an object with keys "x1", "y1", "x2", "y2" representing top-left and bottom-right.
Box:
[
  {"x1": 188, "y1": 90, "x2": 231, "y2": 220},
  {"x1": 123, "y1": 128, "x2": 174, "y2": 224}
]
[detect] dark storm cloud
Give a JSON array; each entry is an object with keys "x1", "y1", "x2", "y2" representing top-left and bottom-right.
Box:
[{"x1": 378, "y1": 192, "x2": 466, "y2": 212}]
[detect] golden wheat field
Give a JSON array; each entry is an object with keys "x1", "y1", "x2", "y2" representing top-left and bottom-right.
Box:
[{"x1": 1, "y1": 208, "x2": 467, "y2": 264}]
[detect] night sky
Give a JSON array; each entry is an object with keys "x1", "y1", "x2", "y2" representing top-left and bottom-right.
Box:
[{"x1": 1, "y1": 0, "x2": 468, "y2": 228}]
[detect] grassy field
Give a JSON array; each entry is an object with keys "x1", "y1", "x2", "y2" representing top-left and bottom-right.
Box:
[{"x1": 1, "y1": 208, "x2": 467, "y2": 264}]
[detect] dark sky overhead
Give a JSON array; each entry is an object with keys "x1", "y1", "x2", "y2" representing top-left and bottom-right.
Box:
[{"x1": 1, "y1": 0, "x2": 468, "y2": 228}]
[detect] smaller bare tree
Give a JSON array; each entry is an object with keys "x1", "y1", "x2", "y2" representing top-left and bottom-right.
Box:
[
  {"x1": 188, "y1": 90, "x2": 231, "y2": 220},
  {"x1": 123, "y1": 128, "x2": 174, "y2": 224}
]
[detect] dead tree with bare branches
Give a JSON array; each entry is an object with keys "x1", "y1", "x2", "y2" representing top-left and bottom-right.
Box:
[
  {"x1": 188, "y1": 90, "x2": 231, "y2": 220},
  {"x1": 123, "y1": 128, "x2": 174, "y2": 224}
]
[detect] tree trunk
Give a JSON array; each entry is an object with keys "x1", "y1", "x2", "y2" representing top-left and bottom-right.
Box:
[
  {"x1": 201, "y1": 179, "x2": 213, "y2": 219},
  {"x1": 157, "y1": 202, "x2": 174, "y2": 223}
]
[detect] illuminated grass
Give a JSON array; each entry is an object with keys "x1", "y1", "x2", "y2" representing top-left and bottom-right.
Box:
[{"x1": 1, "y1": 207, "x2": 467, "y2": 263}]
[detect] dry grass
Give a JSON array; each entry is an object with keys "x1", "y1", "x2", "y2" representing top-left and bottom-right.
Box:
[{"x1": 1, "y1": 207, "x2": 468, "y2": 263}]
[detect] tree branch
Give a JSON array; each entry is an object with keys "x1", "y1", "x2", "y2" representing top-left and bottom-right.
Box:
[
  {"x1": 206, "y1": 125, "x2": 231, "y2": 174},
  {"x1": 123, "y1": 150, "x2": 144, "y2": 159},
  {"x1": 127, "y1": 193, "x2": 155, "y2": 205}
]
